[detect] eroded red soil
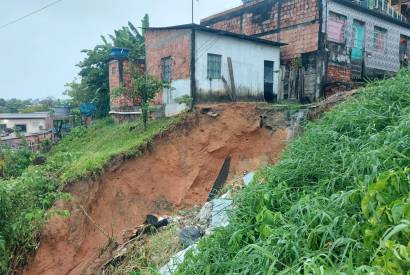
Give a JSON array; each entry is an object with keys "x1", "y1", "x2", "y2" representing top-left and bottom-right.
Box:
[{"x1": 23, "y1": 104, "x2": 287, "y2": 275}]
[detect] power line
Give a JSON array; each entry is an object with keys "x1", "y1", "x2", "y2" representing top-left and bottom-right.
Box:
[{"x1": 0, "y1": 0, "x2": 65, "y2": 31}]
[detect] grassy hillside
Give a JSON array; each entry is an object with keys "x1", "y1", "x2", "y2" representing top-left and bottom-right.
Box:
[
  {"x1": 0, "y1": 116, "x2": 180, "y2": 273},
  {"x1": 177, "y1": 71, "x2": 410, "y2": 274}
]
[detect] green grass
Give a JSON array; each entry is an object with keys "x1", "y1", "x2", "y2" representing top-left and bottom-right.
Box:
[
  {"x1": 0, "y1": 116, "x2": 181, "y2": 273},
  {"x1": 177, "y1": 70, "x2": 410, "y2": 274},
  {"x1": 48, "y1": 117, "x2": 181, "y2": 183},
  {"x1": 104, "y1": 225, "x2": 182, "y2": 275}
]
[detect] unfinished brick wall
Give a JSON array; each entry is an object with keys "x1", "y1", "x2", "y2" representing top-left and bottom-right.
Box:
[
  {"x1": 201, "y1": 0, "x2": 321, "y2": 60},
  {"x1": 145, "y1": 29, "x2": 192, "y2": 81},
  {"x1": 327, "y1": 64, "x2": 352, "y2": 83},
  {"x1": 109, "y1": 59, "x2": 142, "y2": 111},
  {"x1": 145, "y1": 28, "x2": 192, "y2": 105}
]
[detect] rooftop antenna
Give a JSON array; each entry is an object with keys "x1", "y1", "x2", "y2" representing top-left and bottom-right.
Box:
[
  {"x1": 192, "y1": 0, "x2": 194, "y2": 24},
  {"x1": 191, "y1": 0, "x2": 199, "y2": 24}
]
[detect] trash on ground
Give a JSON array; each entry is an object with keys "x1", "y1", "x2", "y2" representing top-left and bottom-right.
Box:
[
  {"x1": 243, "y1": 171, "x2": 255, "y2": 186},
  {"x1": 159, "y1": 244, "x2": 198, "y2": 275},
  {"x1": 209, "y1": 198, "x2": 233, "y2": 230},
  {"x1": 179, "y1": 226, "x2": 204, "y2": 247},
  {"x1": 195, "y1": 202, "x2": 212, "y2": 225}
]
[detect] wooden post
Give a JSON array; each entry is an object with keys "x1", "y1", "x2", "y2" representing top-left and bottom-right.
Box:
[{"x1": 227, "y1": 57, "x2": 237, "y2": 102}]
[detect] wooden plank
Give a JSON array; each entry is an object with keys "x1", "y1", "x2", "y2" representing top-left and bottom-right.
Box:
[
  {"x1": 227, "y1": 57, "x2": 237, "y2": 102},
  {"x1": 221, "y1": 76, "x2": 232, "y2": 99}
]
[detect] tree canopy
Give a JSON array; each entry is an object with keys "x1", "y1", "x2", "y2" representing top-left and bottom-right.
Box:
[
  {"x1": 65, "y1": 15, "x2": 149, "y2": 118},
  {"x1": 0, "y1": 98, "x2": 67, "y2": 113}
]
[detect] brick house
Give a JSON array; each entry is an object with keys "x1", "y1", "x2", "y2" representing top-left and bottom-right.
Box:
[
  {"x1": 144, "y1": 24, "x2": 285, "y2": 116},
  {"x1": 201, "y1": 0, "x2": 410, "y2": 101},
  {"x1": 108, "y1": 24, "x2": 284, "y2": 118}
]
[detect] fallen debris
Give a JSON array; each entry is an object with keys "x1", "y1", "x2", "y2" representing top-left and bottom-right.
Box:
[
  {"x1": 178, "y1": 226, "x2": 204, "y2": 247},
  {"x1": 144, "y1": 214, "x2": 170, "y2": 229},
  {"x1": 160, "y1": 244, "x2": 198, "y2": 275},
  {"x1": 209, "y1": 196, "x2": 233, "y2": 231},
  {"x1": 208, "y1": 155, "x2": 231, "y2": 201},
  {"x1": 199, "y1": 106, "x2": 219, "y2": 117},
  {"x1": 307, "y1": 89, "x2": 357, "y2": 120},
  {"x1": 243, "y1": 171, "x2": 255, "y2": 186},
  {"x1": 195, "y1": 202, "x2": 212, "y2": 225}
]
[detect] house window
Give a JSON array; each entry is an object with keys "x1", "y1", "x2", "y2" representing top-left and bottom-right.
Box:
[
  {"x1": 327, "y1": 12, "x2": 347, "y2": 43},
  {"x1": 15, "y1": 124, "x2": 27, "y2": 133},
  {"x1": 161, "y1": 57, "x2": 172, "y2": 81},
  {"x1": 111, "y1": 66, "x2": 117, "y2": 76},
  {"x1": 373, "y1": 26, "x2": 387, "y2": 53},
  {"x1": 207, "y1": 54, "x2": 222, "y2": 79}
]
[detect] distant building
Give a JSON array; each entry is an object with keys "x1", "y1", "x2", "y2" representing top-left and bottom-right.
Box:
[
  {"x1": 0, "y1": 112, "x2": 56, "y2": 150},
  {"x1": 0, "y1": 112, "x2": 53, "y2": 134}
]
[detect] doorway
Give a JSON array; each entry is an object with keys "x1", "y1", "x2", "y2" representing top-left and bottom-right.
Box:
[
  {"x1": 351, "y1": 20, "x2": 365, "y2": 80},
  {"x1": 264, "y1": 60, "x2": 275, "y2": 102},
  {"x1": 161, "y1": 56, "x2": 172, "y2": 103}
]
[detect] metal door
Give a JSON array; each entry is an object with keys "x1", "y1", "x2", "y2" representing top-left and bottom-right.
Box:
[{"x1": 264, "y1": 61, "x2": 275, "y2": 102}]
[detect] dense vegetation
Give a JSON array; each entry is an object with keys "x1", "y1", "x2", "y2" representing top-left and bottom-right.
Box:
[
  {"x1": 0, "y1": 116, "x2": 180, "y2": 273},
  {"x1": 0, "y1": 98, "x2": 67, "y2": 113},
  {"x1": 0, "y1": 142, "x2": 33, "y2": 179},
  {"x1": 64, "y1": 15, "x2": 149, "y2": 118},
  {"x1": 178, "y1": 70, "x2": 410, "y2": 274}
]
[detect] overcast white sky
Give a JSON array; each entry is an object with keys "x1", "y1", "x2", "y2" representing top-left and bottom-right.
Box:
[{"x1": 0, "y1": 0, "x2": 241, "y2": 99}]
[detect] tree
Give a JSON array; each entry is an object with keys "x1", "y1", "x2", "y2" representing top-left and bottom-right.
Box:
[
  {"x1": 0, "y1": 98, "x2": 65, "y2": 113},
  {"x1": 64, "y1": 15, "x2": 149, "y2": 118},
  {"x1": 115, "y1": 67, "x2": 164, "y2": 130}
]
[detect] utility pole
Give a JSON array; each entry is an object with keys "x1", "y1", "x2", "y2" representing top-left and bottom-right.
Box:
[{"x1": 192, "y1": 0, "x2": 194, "y2": 23}]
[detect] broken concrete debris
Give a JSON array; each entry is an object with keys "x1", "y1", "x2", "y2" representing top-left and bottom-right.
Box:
[
  {"x1": 160, "y1": 193, "x2": 234, "y2": 274},
  {"x1": 209, "y1": 197, "x2": 233, "y2": 232},
  {"x1": 195, "y1": 201, "x2": 212, "y2": 225}
]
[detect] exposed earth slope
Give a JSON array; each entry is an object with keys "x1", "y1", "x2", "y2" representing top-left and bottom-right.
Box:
[{"x1": 23, "y1": 103, "x2": 287, "y2": 274}]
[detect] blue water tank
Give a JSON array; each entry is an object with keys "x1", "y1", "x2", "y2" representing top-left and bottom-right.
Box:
[{"x1": 110, "y1": 47, "x2": 129, "y2": 59}]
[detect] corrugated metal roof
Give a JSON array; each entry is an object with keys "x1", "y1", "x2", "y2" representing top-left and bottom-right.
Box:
[{"x1": 0, "y1": 112, "x2": 51, "y2": 119}]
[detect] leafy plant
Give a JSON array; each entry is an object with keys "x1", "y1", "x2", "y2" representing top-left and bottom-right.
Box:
[
  {"x1": 0, "y1": 142, "x2": 33, "y2": 179},
  {"x1": 114, "y1": 67, "x2": 165, "y2": 130},
  {"x1": 0, "y1": 115, "x2": 181, "y2": 273},
  {"x1": 175, "y1": 95, "x2": 193, "y2": 110},
  {"x1": 64, "y1": 15, "x2": 149, "y2": 118},
  {"x1": 177, "y1": 69, "x2": 410, "y2": 274}
]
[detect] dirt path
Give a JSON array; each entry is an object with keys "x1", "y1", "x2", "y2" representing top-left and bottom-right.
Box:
[{"x1": 23, "y1": 104, "x2": 288, "y2": 275}]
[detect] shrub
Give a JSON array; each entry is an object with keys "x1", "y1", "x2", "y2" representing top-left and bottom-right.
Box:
[{"x1": 177, "y1": 70, "x2": 410, "y2": 274}]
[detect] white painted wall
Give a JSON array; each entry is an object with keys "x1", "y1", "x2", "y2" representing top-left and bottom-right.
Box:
[
  {"x1": 163, "y1": 79, "x2": 191, "y2": 117},
  {"x1": 195, "y1": 31, "x2": 281, "y2": 101},
  {"x1": 0, "y1": 118, "x2": 50, "y2": 133}
]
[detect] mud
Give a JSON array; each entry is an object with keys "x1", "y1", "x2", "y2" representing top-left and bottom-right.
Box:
[{"x1": 23, "y1": 103, "x2": 288, "y2": 275}]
